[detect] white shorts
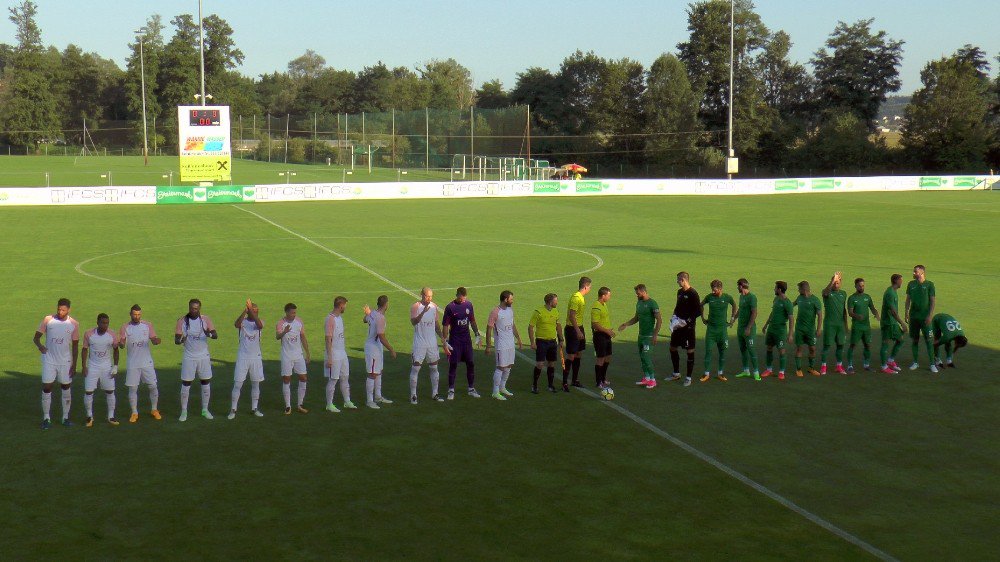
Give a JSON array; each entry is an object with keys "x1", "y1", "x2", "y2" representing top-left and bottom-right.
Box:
[
  {"x1": 325, "y1": 354, "x2": 349, "y2": 380},
  {"x1": 41, "y1": 358, "x2": 72, "y2": 385},
  {"x1": 364, "y1": 344, "x2": 384, "y2": 374},
  {"x1": 495, "y1": 347, "x2": 515, "y2": 368},
  {"x1": 281, "y1": 355, "x2": 308, "y2": 376},
  {"x1": 412, "y1": 343, "x2": 440, "y2": 364},
  {"x1": 126, "y1": 365, "x2": 158, "y2": 387},
  {"x1": 85, "y1": 366, "x2": 116, "y2": 392},
  {"x1": 181, "y1": 356, "x2": 213, "y2": 381},
  {"x1": 234, "y1": 355, "x2": 265, "y2": 383}
]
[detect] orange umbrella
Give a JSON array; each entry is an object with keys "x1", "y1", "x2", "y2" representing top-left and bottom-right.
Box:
[{"x1": 560, "y1": 163, "x2": 588, "y2": 173}]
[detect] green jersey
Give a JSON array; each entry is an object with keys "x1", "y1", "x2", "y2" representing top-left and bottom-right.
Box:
[
  {"x1": 906, "y1": 279, "x2": 936, "y2": 318},
  {"x1": 768, "y1": 297, "x2": 794, "y2": 328},
  {"x1": 702, "y1": 293, "x2": 735, "y2": 328},
  {"x1": 931, "y1": 314, "x2": 965, "y2": 343},
  {"x1": 880, "y1": 287, "x2": 899, "y2": 328},
  {"x1": 635, "y1": 298, "x2": 659, "y2": 337},
  {"x1": 823, "y1": 289, "x2": 847, "y2": 325},
  {"x1": 847, "y1": 292, "x2": 874, "y2": 328},
  {"x1": 794, "y1": 294, "x2": 822, "y2": 332},
  {"x1": 737, "y1": 292, "x2": 757, "y2": 328}
]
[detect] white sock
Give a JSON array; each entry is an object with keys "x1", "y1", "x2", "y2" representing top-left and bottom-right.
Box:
[
  {"x1": 339, "y1": 376, "x2": 351, "y2": 403},
  {"x1": 374, "y1": 376, "x2": 382, "y2": 400},
  {"x1": 365, "y1": 377, "x2": 375, "y2": 402},
  {"x1": 42, "y1": 391, "x2": 52, "y2": 419},
  {"x1": 325, "y1": 378, "x2": 336, "y2": 406},
  {"x1": 149, "y1": 385, "x2": 159, "y2": 410},
  {"x1": 180, "y1": 385, "x2": 191, "y2": 412},
  {"x1": 128, "y1": 386, "x2": 139, "y2": 414},
  {"x1": 409, "y1": 364, "x2": 420, "y2": 397},
  {"x1": 200, "y1": 383, "x2": 211, "y2": 411},
  {"x1": 251, "y1": 380, "x2": 260, "y2": 410},
  {"x1": 84, "y1": 393, "x2": 94, "y2": 417},
  {"x1": 501, "y1": 367, "x2": 511, "y2": 390},
  {"x1": 297, "y1": 381, "x2": 307, "y2": 407},
  {"x1": 62, "y1": 388, "x2": 72, "y2": 420},
  {"x1": 492, "y1": 369, "x2": 502, "y2": 394},
  {"x1": 430, "y1": 364, "x2": 440, "y2": 396},
  {"x1": 106, "y1": 392, "x2": 116, "y2": 419},
  {"x1": 282, "y1": 381, "x2": 291, "y2": 408},
  {"x1": 231, "y1": 380, "x2": 244, "y2": 411}
]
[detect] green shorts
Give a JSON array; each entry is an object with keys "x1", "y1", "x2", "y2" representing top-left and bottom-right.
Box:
[
  {"x1": 765, "y1": 326, "x2": 787, "y2": 349},
  {"x1": 881, "y1": 324, "x2": 903, "y2": 342},
  {"x1": 823, "y1": 323, "x2": 846, "y2": 346},
  {"x1": 637, "y1": 334, "x2": 653, "y2": 354},
  {"x1": 909, "y1": 317, "x2": 931, "y2": 340},
  {"x1": 705, "y1": 327, "x2": 729, "y2": 349},
  {"x1": 794, "y1": 328, "x2": 817, "y2": 347},
  {"x1": 737, "y1": 324, "x2": 755, "y2": 349},
  {"x1": 850, "y1": 326, "x2": 872, "y2": 345}
]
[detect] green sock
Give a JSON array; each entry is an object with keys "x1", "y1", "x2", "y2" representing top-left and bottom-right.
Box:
[
  {"x1": 749, "y1": 349, "x2": 758, "y2": 372},
  {"x1": 911, "y1": 342, "x2": 919, "y2": 363},
  {"x1": 891, "y1": 340, "x2": 903, "y2": 359},
  {"x1": 779, "y1": 354, "x2": 787, "y2": 372},
  {"x1": 718, "y1": 347, "x2": 726, "y2": 372},
  {"x1": 880, "y1": 341, "x2": 889, "y2": 365},
  {"x1": 808, "y1": 355, "x2": 815, "y2": 368},
  {"x1": 795, "y1": 356, "x2": 802, "y2": 370},
  {"x1": 766, "y1": 349, "x2": 773, "y2": 369},
  {"x1": 836, "y1": 344, "x2": 844, "y2": 363},
  {"x1": 925, "y1": 335, "x2": 935, "y2": 364},
  {"x1": 863, "y1": 346, "x2": 871, "y2": 362}
]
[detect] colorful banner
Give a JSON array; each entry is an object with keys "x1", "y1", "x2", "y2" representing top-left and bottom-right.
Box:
[
  {"x1": 177, "y1": 105, "x2": 232, "y2": 182},
  {"x1": 155, "y1": 186, "x2": 255, "y2": 205}
]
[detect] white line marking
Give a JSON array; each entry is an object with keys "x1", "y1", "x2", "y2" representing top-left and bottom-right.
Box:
[{"x1": 236, "y1": 203, "x2": 896, "y2": 561}]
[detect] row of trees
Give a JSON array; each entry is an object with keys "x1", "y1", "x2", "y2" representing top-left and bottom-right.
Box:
[{"x1": 1, "y1": 0, "x2": 998, "y2": 174}]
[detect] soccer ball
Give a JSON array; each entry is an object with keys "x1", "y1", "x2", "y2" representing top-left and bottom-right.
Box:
[{"x1": 600, "y1": 387, "x2": 615, "y2": 401}]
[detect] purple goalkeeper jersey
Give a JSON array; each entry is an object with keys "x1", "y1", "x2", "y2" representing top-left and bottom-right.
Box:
[{"x1": 444, "y1": 300, "x2": 475, "y2": 344}]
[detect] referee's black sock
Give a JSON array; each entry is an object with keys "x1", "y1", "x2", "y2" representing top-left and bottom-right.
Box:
[
  {"x1": 532, "y1": 367, "x2": 541, "y2": 390},
  {"x1": 546, "y1": 366, "x2": 555, "y2": 388},
  {"x1": 686, "y1": 353, "x2": 695, "y2": 377},
  {"x1": 562, "y1": 364, "x2": 569, "y2": 385},
  {"x1": 671, "y1": 349, "x2": 681, "y2": 373},
  {"x1": 572, "y1": 357, "x2": 581, "y2": 383},
  {"x1": 598, "y1": 363, "x2": 608, "y2": 385}
]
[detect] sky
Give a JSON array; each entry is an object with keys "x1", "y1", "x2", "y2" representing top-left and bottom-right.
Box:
[{"x1": 2, "y1": 0, "x2": 998, "y2": 95}]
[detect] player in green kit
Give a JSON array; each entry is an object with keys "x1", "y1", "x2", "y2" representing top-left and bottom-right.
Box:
[
  {"x1": 905, "y1": 265, "x2": 938, "y2": 372},
  {"x1": 619, "y1": 284, "x2": 662, "y2": 388},
  {"x1": 846, "y1": 277, "x2": 880, "y2": 373},
  {"x1": 734, "y1": 278, "x2": 760, "y2": 380},
  {"x1": 761, "y1": 281, "x2": 794, "y2": 380},
  {"x1": 820, "y1": 272, "x2": 849, "y2": 375},
  {"x1": 793, "y1": 281, "x2": 823, "y2": 378},
  {"x1": 700, "y1": 280, "x2": 736, "y2": 382},
  {"x1": 879, "y1": 274, "x2": 907, "y2": 374},
  {"x1": 931, "y1": 313, "x2": 967, "y2": 369}
]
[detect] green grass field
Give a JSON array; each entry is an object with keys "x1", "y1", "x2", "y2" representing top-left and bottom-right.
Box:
[
  {"x1": 0, "y1": 155, "x2": 451, "y2": 187},
  {"x1": 1, "y1": 191, "x2": 998, "y2": 560}
]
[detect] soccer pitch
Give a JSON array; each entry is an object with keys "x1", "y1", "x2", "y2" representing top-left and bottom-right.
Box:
[{"x1": 2, "y1": 191, "x2": 998, "y2": 559}]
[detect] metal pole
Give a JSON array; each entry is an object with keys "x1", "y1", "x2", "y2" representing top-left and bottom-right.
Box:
[
  {"x1": 198, "y1": 0, "x2": 206, "y2": 106},
  {"x1": 391, "y1": 109, "x2": 396, "y2": 168},
  {"x1": 526, "y1": 105, "x2": 531, "y2": 167},
  {"x1": 425, "y1": 107, "x2": 429, "y2": 171},
  {"x1": 284, "y1": 113, "x2": 290, "y2": 164},
  {"x1": 470, "y1": 106, "x2": 474, "y2": 180},
  {"x1": 727, "y1": 0, "x2": 735, "y2": 180},
  {"x1": 137, "y1": 31, "x2": 149, "y2": 166},
  {"x1": 313, "y1": 112, "x2": 317, "y2": 162},
  {"x1": 267, "y1": 113, "x2": 271, "y2": 162}
]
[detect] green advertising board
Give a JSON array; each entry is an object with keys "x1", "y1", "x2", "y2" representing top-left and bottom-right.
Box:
[
  {"x1": 156, "y1": 186, "x2": 256, "y2": 204},
  {"x1": 774, "y1": 179, "x2": 804, "y2": 191},
  {"x1": 532, "y1": 181, "x2": 566, "y2": 194},
  {"x1": 575, "y1": 181, "x2": 609, "y2": 193}
]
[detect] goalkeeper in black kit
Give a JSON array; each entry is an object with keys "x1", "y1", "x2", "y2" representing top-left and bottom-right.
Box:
[{"x1": 667, "y1": 271, "x2": 702, "y2": 387}]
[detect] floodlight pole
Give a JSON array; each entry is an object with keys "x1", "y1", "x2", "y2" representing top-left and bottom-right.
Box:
[
  {"x1": 198, "y1": 0, "x2": 206, "y2": 107},
  {"x1": 136, "y1": 29, "x2": 149, "y2": 166},
  {"x1": 727, "y1": 0, "x2": 735, "y2": 180}
]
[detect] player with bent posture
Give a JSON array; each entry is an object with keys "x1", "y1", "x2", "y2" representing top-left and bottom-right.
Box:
[
  {"x1": 276, "y1": 303, "x2": 311, "y2": 415},
  {"x1": 485, "y1": 290, "x2": 523, "y2": 400},
  {"x1": 82, "y1": 313, "x2": 120, "y2": 427},
  {"x1": 363, "y1": 295, "x2": 397, "y2": 409},
  {"x1": 443, "y1": 287, "x2": 483, "y2": 399},
  {"x1": 119, "y1": 304, "x2": 162, "y2": 422},
  {"x1": 229, "y1": 300, "x2": 265, "y2": 419},
  {"x1": 34, "y1": 298, "x2": 80, "y2": 429},
  {"x1": 931, "y1": 313, "x2": 967, "y2": 369},
  {"x1": 409, "y1": 287, "x2": 447, "y2": 404},
  {"x1": 175, "y1": 298, "x2": 218, "y2": 421},
  {"x1": 324, "y1": 296, "x2": 356, "y2": 411}
]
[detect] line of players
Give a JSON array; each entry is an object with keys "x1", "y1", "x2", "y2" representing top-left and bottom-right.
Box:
[{"x1": 33, "y1": 265, "x2": 967, "y2": 429}]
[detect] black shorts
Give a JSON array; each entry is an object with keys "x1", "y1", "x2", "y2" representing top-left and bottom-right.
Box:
[
  {"x1": 593, "y1": 332, "x2": 613, "y2": 358},
  {"x1": 564, "y1": 325, "x2": 586, "y2": 354},
  {"x1": 670, "y1": 324, "x2": 696, "y2": 350},
  {"x1": 535, "y1": 339, "x2": 559, "y2": 363}
]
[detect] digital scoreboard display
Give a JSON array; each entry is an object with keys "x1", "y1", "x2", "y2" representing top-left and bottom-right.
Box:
[{"x1": 189, "y1": 109, "x2": 221, "y2": 127}]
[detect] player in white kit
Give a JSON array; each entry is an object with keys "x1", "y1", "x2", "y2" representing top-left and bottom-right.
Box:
[
  {"x1": 119, "y1": 304, "x2": 162, "y2": 423},
  {"x1": 174, "y1": 298, "x2": 218, "y2": 421},
  {"x1": 81, "y1": 313, "x2": 120, "y2": 427},
  {"x1": 324, "y1": 296, "x2": 356, "y2": 412},
  {"x1": 363, "y1": 295, "x2": 397, "y2": 409},
  {"x1": 34, "y1": 298, "x2": 80, "y2": 429},
  {"x1": 409, "y1": 287, "x2": 448, "y2": 405},
  {"x1": 276, "y1": 302, "x2": 312, "y2": 414},
  {"x1": 485, "y1": 291, "x2": 523, "y2": 400},
  {"x1": 229, "y1": 300, "x2": 265, "y2": 419}
]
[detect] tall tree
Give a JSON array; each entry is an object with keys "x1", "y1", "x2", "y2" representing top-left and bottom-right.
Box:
[
  {"x1": 901, "y1": 50, "x2": 992, "y2": 172},
  {"x1": 475, "y1": 79, "x2": 509, "y2": 109},
  {"x1": 644, "y1": 53, "x2": 720, "y2": 173},
  {"x1": 812, "y1": 19, "x2": 904, "y2": 127},
  {"x1": 420, "y1": 58, "x2": 474, "y2": 110},
  {"x1": 156, "y1": 14, "x2": 200, "y2": 117},
  {"x1": 0, "y1": 0, "x2": 60, "y2": 146}
]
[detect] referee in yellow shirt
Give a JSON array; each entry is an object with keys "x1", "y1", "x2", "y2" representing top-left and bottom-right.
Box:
[
  {"x1": 591, "y1": 287, "x2": 616, "y2": 388},
  {"x1": 529, "y1": 293, "x2": 564, "y2": 393}
]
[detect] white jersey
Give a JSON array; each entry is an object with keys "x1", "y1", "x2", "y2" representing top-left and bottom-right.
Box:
[
  {"x1": 276, "y1": 317, "x2": 305, "y2": 360},
  {"x1": 366, "y1": 310, "x2": 386, "y2": 348},
  {"x1": 37, "y1": 315, "x2": 80, "y2": 365},
  {"x1": 411, "y1": 302, "x2": 439, "y2": 349},
  {"x1": 325, "y1": 312, "x2": 346, "y2": 357},
  {"x1": 175, "y1": 315, "x2": 215, "y2": 359},
  {"x1": 237, "y1": 318, "x2": 263, "y2": 359},
  {"x1": 83, "y1": 328, "x2": 118, "y2": 369},
  {"x1": 488, "y1": 306, "x2": 516, "y2": 349},
  {"x1": 120, "y1": 320, "x2": 157, "y2": 368}
]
